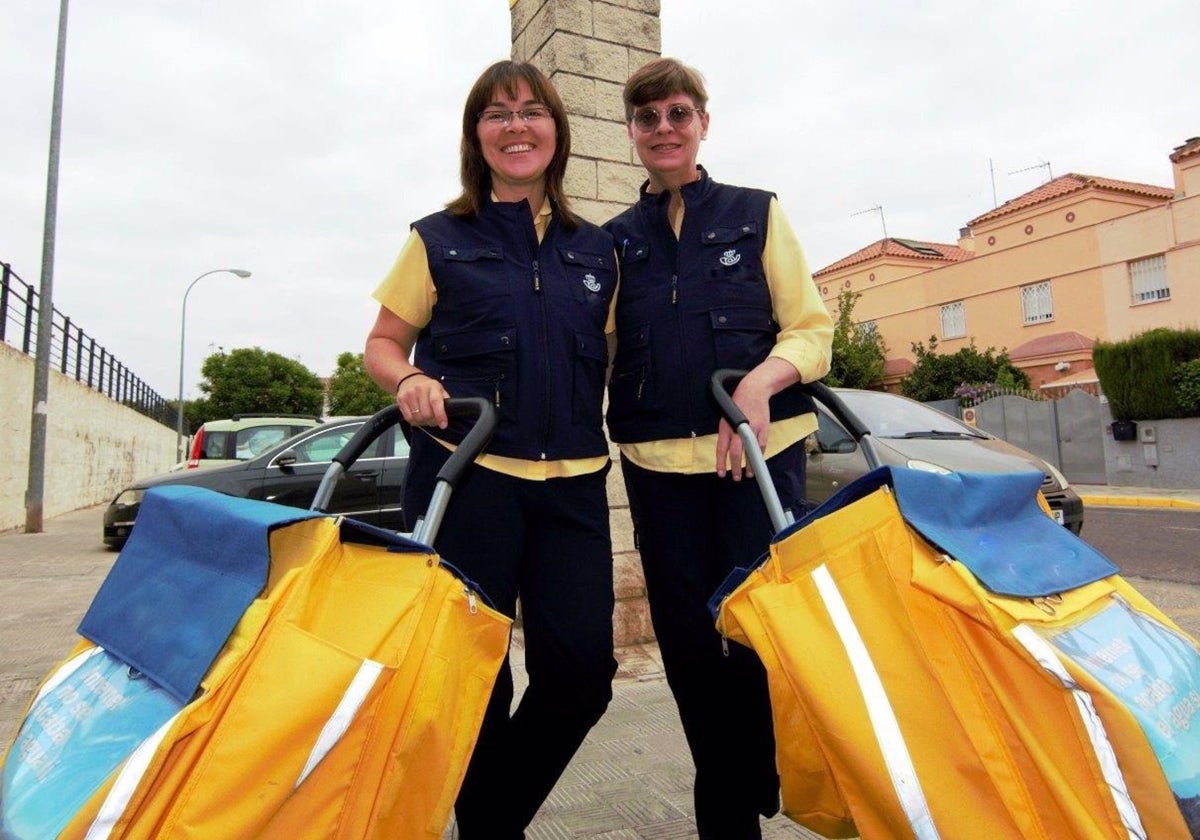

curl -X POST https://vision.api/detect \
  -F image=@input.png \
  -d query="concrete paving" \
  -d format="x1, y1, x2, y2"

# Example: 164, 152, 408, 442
1, 489, 1198, 838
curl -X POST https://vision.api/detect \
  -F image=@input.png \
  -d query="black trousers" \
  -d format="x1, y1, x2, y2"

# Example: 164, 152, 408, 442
620, 442, 806, 840
404, 434, 617, 839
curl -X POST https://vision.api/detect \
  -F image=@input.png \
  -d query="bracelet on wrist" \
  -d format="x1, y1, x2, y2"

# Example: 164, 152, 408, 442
395, 370, 426, 393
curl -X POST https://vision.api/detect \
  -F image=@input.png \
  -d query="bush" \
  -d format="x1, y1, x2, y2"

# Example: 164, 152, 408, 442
900, 338, 1029, 402
1093, 328, 1200, 420
826, 290, 887, 389
1176, 359, 1200, 416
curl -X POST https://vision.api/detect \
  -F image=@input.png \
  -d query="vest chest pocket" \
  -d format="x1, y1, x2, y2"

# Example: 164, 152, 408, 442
558, 247, 616, 315
699, 222, 764, 288
436, 245, 507, 302
614, 241, 663, 306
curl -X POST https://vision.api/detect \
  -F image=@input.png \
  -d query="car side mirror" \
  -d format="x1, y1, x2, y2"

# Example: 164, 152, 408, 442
831, 439, 857, 454
275, 450, 299, 469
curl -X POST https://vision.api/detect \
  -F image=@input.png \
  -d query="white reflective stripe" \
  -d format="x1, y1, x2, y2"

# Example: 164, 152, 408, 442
812, 564, 940, 840
32, 646, 106, 705
1012, 625, 1146, 840
295, 659, 384, 789
83, 712, 183, 840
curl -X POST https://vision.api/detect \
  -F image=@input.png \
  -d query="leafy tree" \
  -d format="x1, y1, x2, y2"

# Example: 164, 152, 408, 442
826, 290, 887, 389
192, 347, 324, 422
327, 352, 394, 416
900, 337, 1029, 402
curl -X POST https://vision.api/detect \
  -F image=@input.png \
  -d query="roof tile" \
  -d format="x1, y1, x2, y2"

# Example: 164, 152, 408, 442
814, 238, 973, 277
967, 173, 1173, 227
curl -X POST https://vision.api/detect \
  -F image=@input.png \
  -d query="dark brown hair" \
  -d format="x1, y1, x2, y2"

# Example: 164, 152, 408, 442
446, 60, 578, 228
623, 57, 709, 121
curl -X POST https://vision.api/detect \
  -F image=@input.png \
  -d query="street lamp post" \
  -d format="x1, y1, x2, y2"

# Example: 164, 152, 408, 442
176, 268, 252, 461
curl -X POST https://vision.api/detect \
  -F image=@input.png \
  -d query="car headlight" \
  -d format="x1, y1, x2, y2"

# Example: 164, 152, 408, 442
906, 459, 952, 475
112, 489, 145, 507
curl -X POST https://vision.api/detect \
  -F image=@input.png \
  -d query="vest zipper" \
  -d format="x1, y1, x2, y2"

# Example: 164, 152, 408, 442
532, 259, 541, 293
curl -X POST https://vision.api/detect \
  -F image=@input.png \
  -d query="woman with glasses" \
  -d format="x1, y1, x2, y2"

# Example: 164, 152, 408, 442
364, 60, 617, 838
605, 57, 833, 839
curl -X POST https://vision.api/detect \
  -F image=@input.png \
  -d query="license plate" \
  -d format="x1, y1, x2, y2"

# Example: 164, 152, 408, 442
1052, 509, 1064, 525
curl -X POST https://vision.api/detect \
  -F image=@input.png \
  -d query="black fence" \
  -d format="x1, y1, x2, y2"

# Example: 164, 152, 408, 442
2, 261, 177, 428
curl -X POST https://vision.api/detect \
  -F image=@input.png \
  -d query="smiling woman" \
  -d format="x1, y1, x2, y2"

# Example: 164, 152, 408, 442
602, 56, 835, 839
361, 59, 619, 838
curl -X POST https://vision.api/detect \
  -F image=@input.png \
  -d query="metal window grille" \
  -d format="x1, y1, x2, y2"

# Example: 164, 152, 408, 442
940, 301, 965, 339
1129, 254, 1169, 304
1021, 281, 1054, 324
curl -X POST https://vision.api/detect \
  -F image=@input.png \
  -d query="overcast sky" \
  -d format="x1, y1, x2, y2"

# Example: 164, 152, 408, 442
3, 1, 1197, 400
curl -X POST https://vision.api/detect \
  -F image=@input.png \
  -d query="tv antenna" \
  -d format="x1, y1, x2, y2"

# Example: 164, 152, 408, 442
851, 204, 888, 240
1008, 160, 1054, 182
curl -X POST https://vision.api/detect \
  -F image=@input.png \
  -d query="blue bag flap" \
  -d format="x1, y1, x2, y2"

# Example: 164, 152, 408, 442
888, 468, 1118, 597
78, 485, 321, 703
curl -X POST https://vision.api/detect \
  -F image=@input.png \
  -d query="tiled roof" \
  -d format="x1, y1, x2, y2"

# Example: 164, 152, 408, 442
967, 173, 1173, 227
1009, 331, 1095, 361
814, 238, 973, 277
883, 357, 915, 377
1171, 137, 1200, 163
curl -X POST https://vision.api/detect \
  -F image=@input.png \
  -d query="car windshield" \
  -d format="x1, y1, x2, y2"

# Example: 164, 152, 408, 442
834, 391, 987, 439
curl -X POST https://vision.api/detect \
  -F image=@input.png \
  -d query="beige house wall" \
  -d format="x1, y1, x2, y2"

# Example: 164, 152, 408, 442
1099, 193, 1200, 338
818, 143, 1200, 391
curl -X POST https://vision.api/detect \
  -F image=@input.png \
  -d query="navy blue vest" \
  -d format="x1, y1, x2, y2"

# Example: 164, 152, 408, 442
604, 168, 813, 443
411, 199, 615, 460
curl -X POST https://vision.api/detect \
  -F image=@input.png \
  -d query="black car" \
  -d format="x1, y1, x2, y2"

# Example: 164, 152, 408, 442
104, 417, 409, 549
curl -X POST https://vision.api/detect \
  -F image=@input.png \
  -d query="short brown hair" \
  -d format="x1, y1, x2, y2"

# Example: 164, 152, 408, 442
623, 57, 709, 122
447, 60, 579, 228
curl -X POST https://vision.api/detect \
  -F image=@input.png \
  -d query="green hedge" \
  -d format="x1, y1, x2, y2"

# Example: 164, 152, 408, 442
1093, 328, 1200, 420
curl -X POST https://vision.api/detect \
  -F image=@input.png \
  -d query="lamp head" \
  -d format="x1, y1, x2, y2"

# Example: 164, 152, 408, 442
231, 269, 252, 278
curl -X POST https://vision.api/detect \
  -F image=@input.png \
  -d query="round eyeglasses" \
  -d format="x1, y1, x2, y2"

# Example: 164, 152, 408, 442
477, 106, 552, 127
631, 104, 704, 132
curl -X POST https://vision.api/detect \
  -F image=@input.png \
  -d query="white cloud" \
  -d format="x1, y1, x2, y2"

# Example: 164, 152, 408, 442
3, 1, 1196, 400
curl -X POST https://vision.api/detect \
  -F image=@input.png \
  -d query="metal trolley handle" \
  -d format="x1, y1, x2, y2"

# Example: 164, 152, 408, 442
312, 397, 496, 546
710, 369, 871, 533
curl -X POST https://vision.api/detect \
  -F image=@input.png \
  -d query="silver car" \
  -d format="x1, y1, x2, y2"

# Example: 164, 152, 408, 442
807, 388, 1084, 533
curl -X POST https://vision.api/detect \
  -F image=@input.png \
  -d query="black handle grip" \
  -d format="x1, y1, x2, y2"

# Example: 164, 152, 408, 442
709, 369, 870, 441
332, 398, 496, 472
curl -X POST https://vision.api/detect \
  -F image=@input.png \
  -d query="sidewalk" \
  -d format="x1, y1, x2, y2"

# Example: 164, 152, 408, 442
2, 489, 1197, 838
1075, 483, 1200, 509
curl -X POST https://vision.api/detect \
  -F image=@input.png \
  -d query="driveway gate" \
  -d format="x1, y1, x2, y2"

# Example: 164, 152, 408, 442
972, 389, 1106, 485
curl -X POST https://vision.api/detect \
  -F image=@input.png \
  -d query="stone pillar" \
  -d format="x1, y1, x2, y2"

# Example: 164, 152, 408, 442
510, 0, 660, 649
510, 0, 658, 225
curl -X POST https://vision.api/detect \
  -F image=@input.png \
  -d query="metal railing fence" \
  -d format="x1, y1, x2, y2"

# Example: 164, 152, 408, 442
2, 261, 177, 428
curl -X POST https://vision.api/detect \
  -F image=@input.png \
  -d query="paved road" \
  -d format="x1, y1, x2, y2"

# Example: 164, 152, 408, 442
1083, 507, 1200, 585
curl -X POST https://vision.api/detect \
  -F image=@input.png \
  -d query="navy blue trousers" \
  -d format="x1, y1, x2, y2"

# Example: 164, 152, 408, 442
620, 441, 806, 840
404, 433, 616, 839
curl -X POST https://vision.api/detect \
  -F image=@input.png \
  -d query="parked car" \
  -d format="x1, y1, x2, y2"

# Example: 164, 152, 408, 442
807, 388, 1084, 533
177, 413, 323, 471
104, 417, 407, 549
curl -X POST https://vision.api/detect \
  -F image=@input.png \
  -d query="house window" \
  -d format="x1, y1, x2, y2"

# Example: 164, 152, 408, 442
1021, 281, 1054, 324
940, 301, 965, 339
1129, 254, 1169, 304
